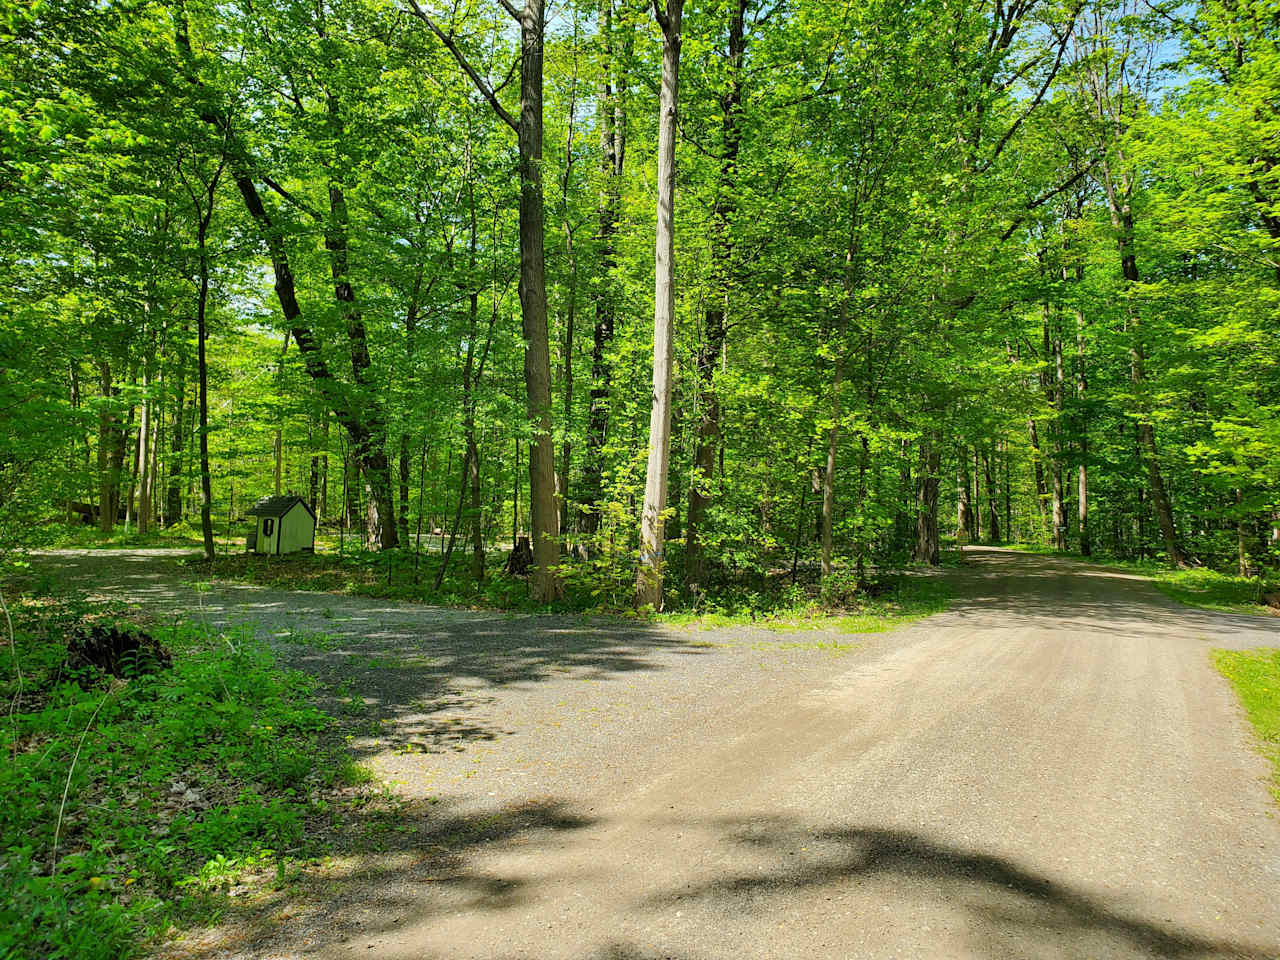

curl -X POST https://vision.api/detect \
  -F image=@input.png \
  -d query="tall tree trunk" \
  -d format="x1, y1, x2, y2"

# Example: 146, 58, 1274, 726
181, 2, 402, 551
821, 352, 844, 579
1236, 489, 1249, 577
686, 0, 746, 585
635, 0, 684, 610
398, 434, 412, 546
320, 417, 329, 521
166, 340, 186, 526
344, 450, 359, 531
273, 429, 282, 496
580, 0, 628, 543
1027, 418, 1048, 530
972, 446, 983, 542
983, 447, 1001, 544
556, 42, 581, 542
405, 0, 558, 590
557, 242, 576, 543
97, 361, 118, 532
512, 0, 561, 600
957, 453, 973, 540
1076, 305, 1090, 556
464, 165, 488, 581
1130, 332, 1184, 565
310, 446, 320, 516
1002, 440, 1012, 541
914, 439, 941, 565
1051, 325, 1066, 551
1098, 151, 1185, 566
196, 234, 215, 561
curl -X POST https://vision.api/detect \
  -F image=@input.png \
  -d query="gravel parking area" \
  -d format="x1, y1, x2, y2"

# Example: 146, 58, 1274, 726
26, 547, 1280, 960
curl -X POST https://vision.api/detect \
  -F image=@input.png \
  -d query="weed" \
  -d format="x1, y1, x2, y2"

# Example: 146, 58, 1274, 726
0, 588, 364, 959
1214, 648, 1280, 804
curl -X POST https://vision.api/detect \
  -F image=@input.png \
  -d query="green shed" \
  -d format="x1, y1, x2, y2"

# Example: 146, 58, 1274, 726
245, 495, 316, 555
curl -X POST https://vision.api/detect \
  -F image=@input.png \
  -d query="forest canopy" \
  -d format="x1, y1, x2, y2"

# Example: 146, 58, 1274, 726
3, 0, 1278, 609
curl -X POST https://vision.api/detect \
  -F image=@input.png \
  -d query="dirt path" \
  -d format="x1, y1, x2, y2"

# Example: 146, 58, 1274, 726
28, 548, 1280, 959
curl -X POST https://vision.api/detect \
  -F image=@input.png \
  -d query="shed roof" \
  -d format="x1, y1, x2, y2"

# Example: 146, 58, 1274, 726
245, 495, 315, 520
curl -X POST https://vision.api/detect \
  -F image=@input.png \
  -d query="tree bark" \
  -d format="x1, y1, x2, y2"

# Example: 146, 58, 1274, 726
509, 0, 563, 601
685, 0, 745, 586
166, 339, 186, 526
957, 453, 973, 541
1027, 418, 1048, 531
195, 225, 216, 561
914, 439, 941, 565
983, 447, 1001, 544
1051, 323, 1066, 551
635, 0, 684, 610
580, 0, 629, 543
1076, 305, 1090, 555
1097, 150, 1186, 565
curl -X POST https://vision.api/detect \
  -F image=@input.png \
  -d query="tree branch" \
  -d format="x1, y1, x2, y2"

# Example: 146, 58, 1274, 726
404, 0, 520, 132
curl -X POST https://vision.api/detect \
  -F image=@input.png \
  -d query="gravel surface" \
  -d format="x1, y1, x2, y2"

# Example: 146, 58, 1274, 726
27, 547, 1280, 959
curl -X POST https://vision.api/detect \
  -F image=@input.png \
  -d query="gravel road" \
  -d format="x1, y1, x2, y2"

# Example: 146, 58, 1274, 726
27, 547, 1280, 959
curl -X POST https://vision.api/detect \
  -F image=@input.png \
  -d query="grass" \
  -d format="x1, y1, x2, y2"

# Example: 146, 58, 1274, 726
658, 575, 952, 634
1148, 568, 1276, 616
1213, 648, 1280, 803
0, 578, 373, 959
38, 522, 214, 550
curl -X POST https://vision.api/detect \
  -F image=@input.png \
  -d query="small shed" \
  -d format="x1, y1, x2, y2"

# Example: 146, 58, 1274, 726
245, 495, 316, 555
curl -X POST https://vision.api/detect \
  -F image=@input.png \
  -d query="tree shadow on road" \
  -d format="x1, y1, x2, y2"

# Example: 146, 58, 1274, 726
642, 818, 1273, 959
161, 808, 1275, 960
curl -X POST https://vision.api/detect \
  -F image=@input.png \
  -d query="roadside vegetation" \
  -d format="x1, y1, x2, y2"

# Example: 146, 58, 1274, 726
0, 566, 373, 959
1213, 649, 1280, 803
191, 546, 951, 633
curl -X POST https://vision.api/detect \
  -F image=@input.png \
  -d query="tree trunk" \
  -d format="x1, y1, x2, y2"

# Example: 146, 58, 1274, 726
196, 246, 215, 561
914, 439, 941, 565
97, 362, 118, 532
1076, 307, 1090, 555
344, 449, 359, 531
1027, 418, 1048, 531
635, 0, 683, 610
983, 447, 1001, 544
821, 353, 843, 579
510, 0, 562, 601
685, 0, 745, 586
398, 433, 412, 546
1237, 489, 1249, 577
580, 0, 628, 543
957, 454, 973, 541
1051, 325, 1066, 551
972, 446, 983, 542
166, 342, 185, 526
320, 418, 329, 521
558, 241, 576, 541
1097, 151, 1185, 566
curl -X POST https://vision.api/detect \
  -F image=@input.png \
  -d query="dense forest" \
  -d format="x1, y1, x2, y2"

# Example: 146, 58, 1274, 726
3, 0, 1278, 609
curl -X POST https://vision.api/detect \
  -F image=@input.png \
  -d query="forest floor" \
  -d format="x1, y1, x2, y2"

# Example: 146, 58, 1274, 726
21, 546, 1280, 959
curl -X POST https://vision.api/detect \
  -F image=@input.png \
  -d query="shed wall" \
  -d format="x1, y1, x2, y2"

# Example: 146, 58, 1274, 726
279, 502, 314, 553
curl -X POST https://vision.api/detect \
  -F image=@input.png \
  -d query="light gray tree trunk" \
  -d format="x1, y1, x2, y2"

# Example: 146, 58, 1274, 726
635, 0, 684, 610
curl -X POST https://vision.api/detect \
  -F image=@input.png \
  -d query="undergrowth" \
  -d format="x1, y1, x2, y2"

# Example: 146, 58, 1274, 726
0, 580, 367, 959
1213, 648, 1280, 803
194, 548, 950, 630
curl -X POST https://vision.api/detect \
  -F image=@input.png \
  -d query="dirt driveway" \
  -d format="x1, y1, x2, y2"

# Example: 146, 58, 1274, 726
28, 547, 1280, 959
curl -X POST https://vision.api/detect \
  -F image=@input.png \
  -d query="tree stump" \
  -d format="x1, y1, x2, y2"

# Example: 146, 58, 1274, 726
67, 624, 171, 683
505, 536, 534, 577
